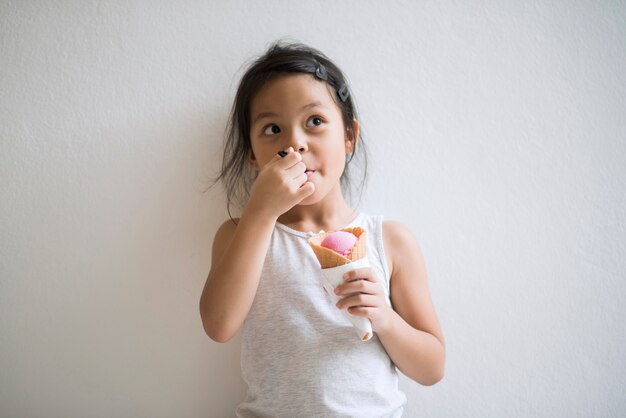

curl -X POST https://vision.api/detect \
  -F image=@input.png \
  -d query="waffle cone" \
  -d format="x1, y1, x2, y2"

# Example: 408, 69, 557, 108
308, 227, 367, 268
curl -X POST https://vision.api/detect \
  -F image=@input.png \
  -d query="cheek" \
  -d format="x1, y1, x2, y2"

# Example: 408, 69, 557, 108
249, 141, 273, 166
328, 143, 348, 174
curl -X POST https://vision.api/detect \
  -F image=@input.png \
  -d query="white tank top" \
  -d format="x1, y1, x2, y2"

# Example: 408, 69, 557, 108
236, 213, 407, 417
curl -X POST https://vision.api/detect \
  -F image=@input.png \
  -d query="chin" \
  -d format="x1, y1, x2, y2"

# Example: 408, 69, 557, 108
297, 195, 317, 206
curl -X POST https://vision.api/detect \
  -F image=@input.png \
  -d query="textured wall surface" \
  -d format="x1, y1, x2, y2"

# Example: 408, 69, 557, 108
1, 1, 625, 417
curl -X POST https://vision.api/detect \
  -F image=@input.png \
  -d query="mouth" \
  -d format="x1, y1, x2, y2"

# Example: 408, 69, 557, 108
305, 169, 315, 180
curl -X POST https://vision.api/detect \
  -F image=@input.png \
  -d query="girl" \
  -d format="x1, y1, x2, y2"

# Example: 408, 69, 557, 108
200, 41, 445, 417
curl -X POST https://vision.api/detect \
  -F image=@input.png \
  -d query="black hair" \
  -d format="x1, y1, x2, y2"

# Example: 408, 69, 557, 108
207, 40, 368, 221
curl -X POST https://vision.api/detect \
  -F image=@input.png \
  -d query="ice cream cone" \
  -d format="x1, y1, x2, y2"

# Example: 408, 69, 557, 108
308, 227, 373, 341
308, 227, 367, 268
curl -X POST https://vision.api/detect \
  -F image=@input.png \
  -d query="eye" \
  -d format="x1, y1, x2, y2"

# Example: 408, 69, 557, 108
306, 116, 324, 127
263, 124, 281, 135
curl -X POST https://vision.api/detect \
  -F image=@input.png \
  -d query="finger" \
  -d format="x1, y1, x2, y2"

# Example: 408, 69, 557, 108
343, 268, 378, 283
295, 181, 315, 199
286, 161, 307, 179
277, 146, 295, 158
293, 171, 307, 184
276, 149, 302, 170
266, 147, 297, 170
335, 279, 379, 296
336, 294, 381, 310
346, 306, 376, 318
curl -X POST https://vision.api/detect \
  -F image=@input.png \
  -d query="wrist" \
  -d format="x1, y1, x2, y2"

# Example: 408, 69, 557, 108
376, 307, 402, 339
241, 204, 278, 227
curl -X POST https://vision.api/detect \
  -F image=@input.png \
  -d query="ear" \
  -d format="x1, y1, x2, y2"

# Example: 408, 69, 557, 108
345, 119, 360, 154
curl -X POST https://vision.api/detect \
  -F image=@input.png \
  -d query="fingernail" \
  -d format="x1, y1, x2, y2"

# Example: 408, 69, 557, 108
334, 287, 340, 295
278, 150, 288, 158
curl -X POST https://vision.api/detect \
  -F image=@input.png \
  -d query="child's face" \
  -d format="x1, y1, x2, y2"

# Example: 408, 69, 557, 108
248, 74, 356, 204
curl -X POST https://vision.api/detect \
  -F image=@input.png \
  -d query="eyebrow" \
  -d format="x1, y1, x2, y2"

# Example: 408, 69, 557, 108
252, 101, 327, 124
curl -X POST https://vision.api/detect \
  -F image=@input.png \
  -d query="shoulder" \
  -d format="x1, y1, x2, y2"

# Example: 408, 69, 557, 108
382, 219, 423, 277
382, 219, 418, 246
215, 217, 239, 236
381, 219, 430, 306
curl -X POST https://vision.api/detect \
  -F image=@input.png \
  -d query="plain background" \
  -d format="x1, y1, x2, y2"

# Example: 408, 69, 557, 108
2, 1, 625, 417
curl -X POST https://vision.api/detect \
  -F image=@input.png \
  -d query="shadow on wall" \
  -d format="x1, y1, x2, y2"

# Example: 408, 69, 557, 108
197, 106, 248, 414
109, 101, 247, 414
197, 332, 246, 415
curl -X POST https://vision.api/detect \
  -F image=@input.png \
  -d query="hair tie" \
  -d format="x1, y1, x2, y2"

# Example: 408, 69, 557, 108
314, 64, 328, 81
337, 84, 349, 102
313, 63, 349, 103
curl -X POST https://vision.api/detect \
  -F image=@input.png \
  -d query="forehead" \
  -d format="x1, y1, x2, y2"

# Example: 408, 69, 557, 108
250, 74, 338, 116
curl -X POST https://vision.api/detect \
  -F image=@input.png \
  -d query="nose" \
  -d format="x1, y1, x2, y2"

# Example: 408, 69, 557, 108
285, 128, 308, 153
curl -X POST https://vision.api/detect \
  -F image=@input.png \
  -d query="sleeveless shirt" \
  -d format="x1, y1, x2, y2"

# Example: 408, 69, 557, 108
236, 213, 407, 417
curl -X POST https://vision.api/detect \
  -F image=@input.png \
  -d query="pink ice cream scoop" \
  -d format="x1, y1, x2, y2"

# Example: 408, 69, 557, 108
320, 231, 357, 257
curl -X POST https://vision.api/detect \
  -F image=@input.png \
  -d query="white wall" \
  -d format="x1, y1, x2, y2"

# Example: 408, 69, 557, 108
1, 1, 625, 417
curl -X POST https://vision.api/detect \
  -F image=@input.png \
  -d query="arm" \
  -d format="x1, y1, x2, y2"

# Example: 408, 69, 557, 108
335, 220, 445, 385
199, 209, 276, 343
199, 148, 315, 343
378, 220, 446, 385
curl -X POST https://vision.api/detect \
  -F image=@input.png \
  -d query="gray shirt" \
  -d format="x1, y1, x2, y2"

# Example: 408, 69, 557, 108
236, 213, 406, 417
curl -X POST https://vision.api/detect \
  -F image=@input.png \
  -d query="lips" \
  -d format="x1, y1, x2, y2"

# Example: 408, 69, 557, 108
305, 169, 315, 180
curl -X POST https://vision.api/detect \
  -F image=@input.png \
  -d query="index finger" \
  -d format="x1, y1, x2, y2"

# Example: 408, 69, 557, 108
274, 148, 302, 169
343, 268, 378, 283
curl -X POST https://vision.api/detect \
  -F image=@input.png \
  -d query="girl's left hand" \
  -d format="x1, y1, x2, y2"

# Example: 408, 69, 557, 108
334, 267, 395, 333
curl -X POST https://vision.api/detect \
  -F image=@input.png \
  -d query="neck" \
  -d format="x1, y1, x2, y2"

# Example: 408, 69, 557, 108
277, 183, 358, 233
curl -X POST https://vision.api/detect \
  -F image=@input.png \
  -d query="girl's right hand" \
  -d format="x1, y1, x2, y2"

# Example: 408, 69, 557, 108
245, 147, 316, 220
